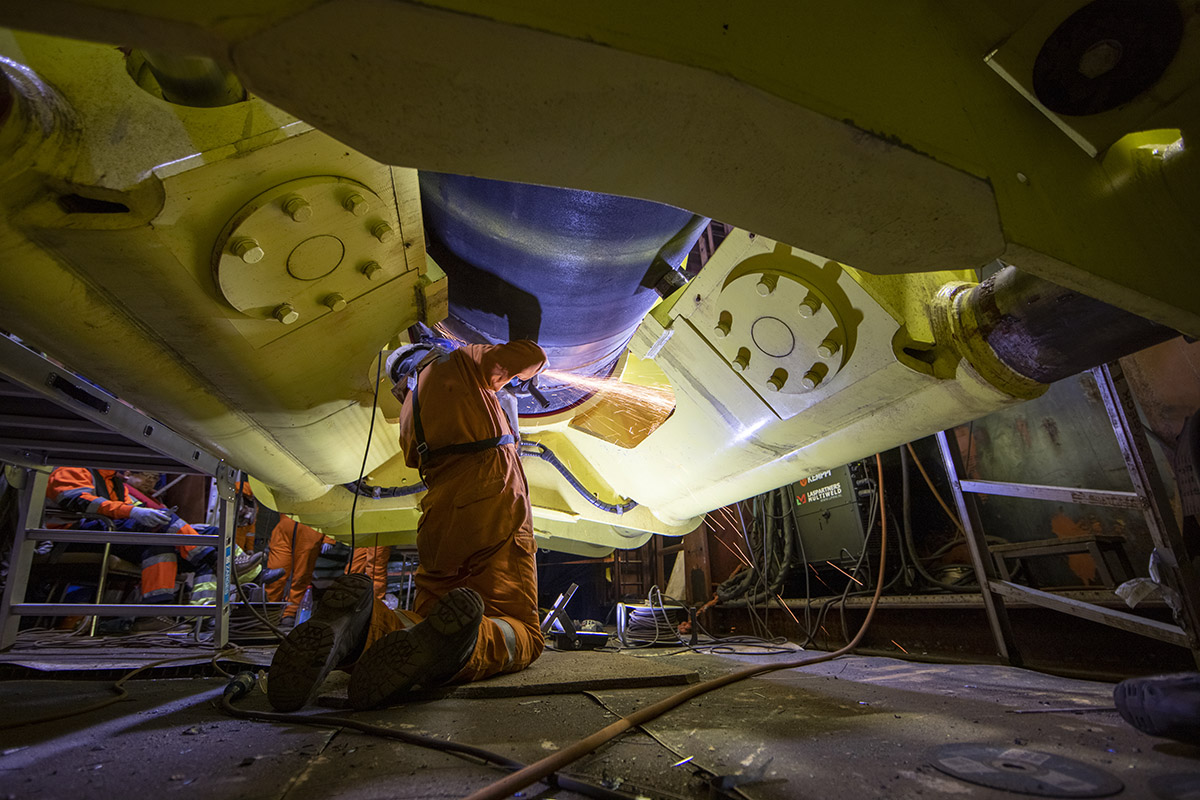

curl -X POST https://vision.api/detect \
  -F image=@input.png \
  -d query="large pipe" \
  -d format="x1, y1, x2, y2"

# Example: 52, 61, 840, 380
947, 266, 1179, 385
419, 173, 708, 414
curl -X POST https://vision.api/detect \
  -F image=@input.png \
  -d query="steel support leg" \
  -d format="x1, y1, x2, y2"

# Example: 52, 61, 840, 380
936, 430, 1023, 666
0, 468, 49, 650
1093, 363, 1200, 668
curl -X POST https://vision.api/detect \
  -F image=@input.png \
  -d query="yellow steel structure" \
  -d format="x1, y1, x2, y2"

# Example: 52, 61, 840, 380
0, 2, 1195, 550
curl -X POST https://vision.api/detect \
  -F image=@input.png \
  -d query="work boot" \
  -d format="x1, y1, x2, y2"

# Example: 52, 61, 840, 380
348, 587, 483, 710
267, 573, 374, 711
132, 615, 182, 633
257, 567, 286, 585
233, 550, 264, 578
1115, 672, 1200, 744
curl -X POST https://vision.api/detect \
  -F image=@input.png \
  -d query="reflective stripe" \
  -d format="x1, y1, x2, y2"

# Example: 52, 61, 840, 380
489, 617, 517, 667
85, 498, 105, 513
191, 579, 217, 605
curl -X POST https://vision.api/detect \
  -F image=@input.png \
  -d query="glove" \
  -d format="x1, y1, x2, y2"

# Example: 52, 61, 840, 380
508, 375, 551, 409
320, 541, 334, 555
129, 506, 171, 529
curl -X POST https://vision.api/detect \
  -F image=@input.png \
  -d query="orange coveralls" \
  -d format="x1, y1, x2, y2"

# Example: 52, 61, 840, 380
265, 514, 326, 619
45, 467, 206, 602
359, 340, 546, 683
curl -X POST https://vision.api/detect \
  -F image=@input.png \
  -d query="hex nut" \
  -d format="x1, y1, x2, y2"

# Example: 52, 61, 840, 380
343, 194, 369, 216
372, 222, 395, 243
273, 303, 300, 325
798, 293, 822, 318
283, 196, 312, 222
323, 293, 347, 312
231, 238, 264, 264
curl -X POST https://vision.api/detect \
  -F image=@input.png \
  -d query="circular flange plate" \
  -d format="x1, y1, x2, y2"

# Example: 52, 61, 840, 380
930, 744, 1123, 798
212, 176, 398, 325
710, 270, 849, 395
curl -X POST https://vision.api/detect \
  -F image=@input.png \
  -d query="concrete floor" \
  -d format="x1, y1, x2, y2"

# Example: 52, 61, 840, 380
0, 641, 1197, 800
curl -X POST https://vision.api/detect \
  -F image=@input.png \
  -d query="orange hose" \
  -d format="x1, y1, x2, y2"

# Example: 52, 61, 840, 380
461, 453, 889, 800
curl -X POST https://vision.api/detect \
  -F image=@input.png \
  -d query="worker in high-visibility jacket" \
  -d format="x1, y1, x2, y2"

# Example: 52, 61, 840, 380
46, 467, 278, 605
267, 335, 545, 712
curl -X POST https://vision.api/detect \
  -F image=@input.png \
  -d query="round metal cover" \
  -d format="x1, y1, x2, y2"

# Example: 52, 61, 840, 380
930, 744, 1123, 797
1150, 773, 1200, 800
1031, 0, 1183, 116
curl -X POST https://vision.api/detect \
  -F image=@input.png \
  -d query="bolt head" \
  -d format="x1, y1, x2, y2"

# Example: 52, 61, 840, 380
756, 279, 773, 297
232, 238, 264, 264
324, 293, 347, 312
284, 197, 312, 222
801, 369, 822, 390
798, 297, 820, 319
817, 339, 840, 359
344, 194, 369, 216
362, 261, 383, 281
1078, 39, 1123, 79
273, 304, 299, 325
372, 222, 395, 243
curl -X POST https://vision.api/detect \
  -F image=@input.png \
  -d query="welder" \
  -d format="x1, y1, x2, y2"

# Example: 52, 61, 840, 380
266, 332, 546, 711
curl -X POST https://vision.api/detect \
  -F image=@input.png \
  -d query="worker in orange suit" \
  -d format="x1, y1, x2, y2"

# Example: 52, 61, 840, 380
46, 467, 274, 607
265, 513, 327, 626
268, 333, 545, 711
347, 540, 391, 600
234, 481, 258, 553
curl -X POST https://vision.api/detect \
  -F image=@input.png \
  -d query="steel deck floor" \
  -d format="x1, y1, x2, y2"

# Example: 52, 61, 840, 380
1, 645, 1196, 799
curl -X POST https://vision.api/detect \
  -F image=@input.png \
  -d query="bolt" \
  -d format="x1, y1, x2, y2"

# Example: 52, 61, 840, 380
713, 312, 732, 339
361, 261, 383, 281
272, 303, 299, 325
801, 367, 823, 390
798, 292, 822, 318
323, 293, 347, 312
1078, 39, 1123, 79
767, 369, 788, 392
732, 349, 751, 372
756, 275, 777, 296
371, 222, 395, 243
283, 196, 312, 222
343, 194, 369, 216
231, 237, 264, 264
817, 338, 840, 359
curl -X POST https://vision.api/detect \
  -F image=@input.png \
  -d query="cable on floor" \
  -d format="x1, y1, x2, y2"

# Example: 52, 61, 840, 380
462, 452, 891, 800
218, 674, 645, 800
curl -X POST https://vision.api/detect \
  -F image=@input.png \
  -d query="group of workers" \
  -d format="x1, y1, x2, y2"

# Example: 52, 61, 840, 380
41, 330, 547, 712
44, 468, 391, 629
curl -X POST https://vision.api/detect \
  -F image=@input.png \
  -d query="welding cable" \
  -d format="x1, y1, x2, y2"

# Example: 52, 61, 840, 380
343, 477, 426, 498
905, 441, 965, 535
900, 445, 975, 593
0, 651, 237, 730
349, 351, 385, 552
462, 452, 890, 800
217, 677, 643, 800
519, 440, 637, 514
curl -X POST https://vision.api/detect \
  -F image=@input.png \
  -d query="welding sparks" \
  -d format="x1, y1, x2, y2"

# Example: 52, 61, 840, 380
775, 594, 801, 625
541, 369, 675, 416
825, 561, 863, 586
712, 534, 752, 566
891, 640, 909, 654
808, 563, 832, 591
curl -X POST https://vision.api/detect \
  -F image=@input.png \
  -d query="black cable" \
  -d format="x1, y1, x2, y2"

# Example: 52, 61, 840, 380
350, 352, 385, 554
220, 672, 643, 800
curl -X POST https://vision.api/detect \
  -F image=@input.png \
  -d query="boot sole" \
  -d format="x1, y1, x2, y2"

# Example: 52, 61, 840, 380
267, 575, 374, 712
348, 588, 483, 710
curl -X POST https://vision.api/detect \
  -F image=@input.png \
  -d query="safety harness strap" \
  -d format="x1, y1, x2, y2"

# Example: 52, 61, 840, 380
412, 362, 515, 467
